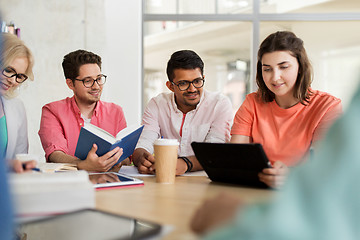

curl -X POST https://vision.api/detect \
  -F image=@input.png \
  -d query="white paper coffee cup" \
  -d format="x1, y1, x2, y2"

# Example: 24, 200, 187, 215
154, 139, 179, 184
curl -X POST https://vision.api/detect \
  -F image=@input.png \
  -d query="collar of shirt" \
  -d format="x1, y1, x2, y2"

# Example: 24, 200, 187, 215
69, 96, 100, 119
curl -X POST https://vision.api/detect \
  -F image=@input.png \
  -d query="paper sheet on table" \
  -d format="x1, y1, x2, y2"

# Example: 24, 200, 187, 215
118, 166, 208, 177
37, 163, 78, 172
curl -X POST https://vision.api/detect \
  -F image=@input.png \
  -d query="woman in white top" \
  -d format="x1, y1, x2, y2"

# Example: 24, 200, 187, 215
0, 33, 36, 172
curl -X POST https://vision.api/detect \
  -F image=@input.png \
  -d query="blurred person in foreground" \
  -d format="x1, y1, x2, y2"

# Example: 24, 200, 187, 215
191, 81, 360, 239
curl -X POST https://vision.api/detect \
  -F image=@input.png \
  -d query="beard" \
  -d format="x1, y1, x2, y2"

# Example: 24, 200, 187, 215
183, 90, 201, 106
74, 91, 101, 106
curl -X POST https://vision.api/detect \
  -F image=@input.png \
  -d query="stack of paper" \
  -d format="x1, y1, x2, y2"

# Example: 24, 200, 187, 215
9, 171, 95, 217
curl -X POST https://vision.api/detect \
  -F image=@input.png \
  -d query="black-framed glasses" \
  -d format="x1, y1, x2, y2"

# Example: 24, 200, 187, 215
171, 78, 205, 91
74, 74, 107, 88
2, 66, 28, 83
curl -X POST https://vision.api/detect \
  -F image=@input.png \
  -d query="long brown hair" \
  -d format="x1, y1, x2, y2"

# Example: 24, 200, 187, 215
256, 31, 313, 104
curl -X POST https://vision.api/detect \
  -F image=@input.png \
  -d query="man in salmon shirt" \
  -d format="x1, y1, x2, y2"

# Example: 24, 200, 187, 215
39, 50, 126, 172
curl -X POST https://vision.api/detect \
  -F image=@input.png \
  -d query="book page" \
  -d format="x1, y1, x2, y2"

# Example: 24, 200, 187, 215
118, 166, 153, 177
37, 163, 78, 173
115, 124, 143, 141
118, 166, 208, 177
9, 171, 95, 216
9, 171, 90, 186
84, 123, 116, 144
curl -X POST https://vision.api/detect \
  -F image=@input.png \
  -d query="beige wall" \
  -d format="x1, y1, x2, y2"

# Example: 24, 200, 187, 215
0, 0, 143, 160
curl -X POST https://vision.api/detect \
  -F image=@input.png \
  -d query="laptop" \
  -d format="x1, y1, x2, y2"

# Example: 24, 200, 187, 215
191, 142, 271, 188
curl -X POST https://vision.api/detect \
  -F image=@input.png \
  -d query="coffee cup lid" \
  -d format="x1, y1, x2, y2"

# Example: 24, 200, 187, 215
154, 139, 179, 146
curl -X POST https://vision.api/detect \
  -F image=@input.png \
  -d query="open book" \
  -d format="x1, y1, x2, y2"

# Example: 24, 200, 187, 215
37, 163, 78, 172
9, 171, 95, 217
74, 124, 144, 165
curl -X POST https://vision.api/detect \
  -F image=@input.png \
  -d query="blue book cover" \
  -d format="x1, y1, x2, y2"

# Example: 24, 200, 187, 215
75, 124, 144, 165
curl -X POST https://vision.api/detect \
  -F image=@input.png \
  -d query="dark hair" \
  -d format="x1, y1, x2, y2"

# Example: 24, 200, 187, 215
166, 50, 204, 82
62, 49, 102, 80
256, 31, 313, 104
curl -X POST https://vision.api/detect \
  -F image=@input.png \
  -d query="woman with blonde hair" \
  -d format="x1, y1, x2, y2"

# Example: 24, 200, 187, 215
0, 33, 36, 171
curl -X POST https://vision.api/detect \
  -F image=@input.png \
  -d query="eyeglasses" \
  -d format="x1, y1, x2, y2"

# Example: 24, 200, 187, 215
171, 78, 205, 91
74, 74, 107, 88
2, 66, 28, 83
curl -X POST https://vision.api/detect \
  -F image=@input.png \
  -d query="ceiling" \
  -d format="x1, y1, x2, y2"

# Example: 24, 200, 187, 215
144, 0, 360, 72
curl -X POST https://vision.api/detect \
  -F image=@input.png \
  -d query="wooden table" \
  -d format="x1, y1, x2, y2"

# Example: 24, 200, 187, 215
96, 175, 273, 239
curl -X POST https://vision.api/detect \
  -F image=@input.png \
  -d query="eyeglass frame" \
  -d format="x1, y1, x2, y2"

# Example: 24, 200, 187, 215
1, 66, 28, 83
74, 74, 107, 88
171, 78, 205, 91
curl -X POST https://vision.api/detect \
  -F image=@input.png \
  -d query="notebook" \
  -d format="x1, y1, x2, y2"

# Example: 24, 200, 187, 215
191, 142, 271, 188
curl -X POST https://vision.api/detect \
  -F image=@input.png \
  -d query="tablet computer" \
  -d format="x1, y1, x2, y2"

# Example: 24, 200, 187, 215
17, 208, 161, 240
89, 172, 144, 189
191, 142, 271, 188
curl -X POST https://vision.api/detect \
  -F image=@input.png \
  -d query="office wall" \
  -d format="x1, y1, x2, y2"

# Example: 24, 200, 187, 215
103, 0, 143, 125
0, 0, 143, 160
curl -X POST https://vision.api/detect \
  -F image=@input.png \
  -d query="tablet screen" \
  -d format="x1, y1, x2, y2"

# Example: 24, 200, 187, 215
89, 172, 143, 189
17, 209, 161, 240
191, 142, 270, 188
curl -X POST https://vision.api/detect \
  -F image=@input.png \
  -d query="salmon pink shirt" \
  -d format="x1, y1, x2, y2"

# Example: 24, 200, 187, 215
231, 89, 342, 166
39, 96, 127, 160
